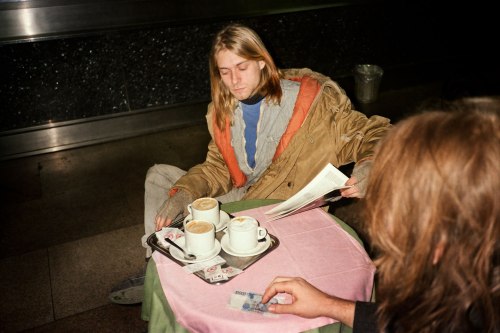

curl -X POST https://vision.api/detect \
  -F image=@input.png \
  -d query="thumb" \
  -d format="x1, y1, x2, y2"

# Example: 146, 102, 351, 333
268, 303, 293, 314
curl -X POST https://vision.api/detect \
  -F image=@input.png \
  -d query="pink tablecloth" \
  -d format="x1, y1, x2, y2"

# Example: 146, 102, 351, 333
152, 205, 375, 333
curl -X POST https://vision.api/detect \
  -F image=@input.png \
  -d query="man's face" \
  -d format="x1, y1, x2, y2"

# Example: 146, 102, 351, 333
215, 49, 266, 101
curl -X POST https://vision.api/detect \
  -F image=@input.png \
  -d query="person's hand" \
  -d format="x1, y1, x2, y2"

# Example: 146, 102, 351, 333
262, 277, 332, 318
340, 160, 372, 198
155, 190, 194, 231
262, 276, 356, 326
340, 176, 360, 198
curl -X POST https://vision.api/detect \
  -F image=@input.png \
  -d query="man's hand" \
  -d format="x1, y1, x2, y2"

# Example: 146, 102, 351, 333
341, 160, 372, 198
261, 276, 355, 326
155, 190, 194, 231
262, 276, 329, 318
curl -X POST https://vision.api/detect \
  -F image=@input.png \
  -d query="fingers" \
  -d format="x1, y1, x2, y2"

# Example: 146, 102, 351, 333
340, 177, 360, 198
267, 303, 293, 314
262, 276, 295, 303
271, 276, 294, 284
344, 177, 357, 186
155, 215, 172, 231
341, 186, 360, 198
262, 283, 279, 303
155, 216, 164, 231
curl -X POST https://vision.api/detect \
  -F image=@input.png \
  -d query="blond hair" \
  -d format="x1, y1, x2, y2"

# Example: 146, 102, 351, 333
209, 24, 282, 130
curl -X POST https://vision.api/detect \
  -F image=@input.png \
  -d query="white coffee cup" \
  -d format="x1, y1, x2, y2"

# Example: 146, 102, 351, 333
187, 197, 220, 226
226, 216, 267, 252
184, 219, 215, 255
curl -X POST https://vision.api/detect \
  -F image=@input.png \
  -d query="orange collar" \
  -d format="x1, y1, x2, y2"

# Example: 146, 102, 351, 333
213, 76, 321, 187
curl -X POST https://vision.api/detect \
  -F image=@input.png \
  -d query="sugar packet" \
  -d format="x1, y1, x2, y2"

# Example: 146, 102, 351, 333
182, 256, 226, 274
203, 265, 243, 282
204, 265, 226, 283
155, 227, 184, 249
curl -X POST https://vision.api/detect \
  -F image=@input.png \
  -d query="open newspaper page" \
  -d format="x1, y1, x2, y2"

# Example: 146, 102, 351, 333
264, 163, 350, 221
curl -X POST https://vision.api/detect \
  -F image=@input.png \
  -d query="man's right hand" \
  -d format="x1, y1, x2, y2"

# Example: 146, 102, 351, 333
155, 190, 194, 231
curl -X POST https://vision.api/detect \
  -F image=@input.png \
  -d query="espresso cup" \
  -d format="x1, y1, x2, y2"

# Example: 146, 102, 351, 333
226, 216, 267, 252
187, 197, 220, 226
184, 220, 215, 255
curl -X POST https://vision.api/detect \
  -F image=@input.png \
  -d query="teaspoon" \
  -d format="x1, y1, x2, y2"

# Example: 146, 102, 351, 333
166, 238, 197, 261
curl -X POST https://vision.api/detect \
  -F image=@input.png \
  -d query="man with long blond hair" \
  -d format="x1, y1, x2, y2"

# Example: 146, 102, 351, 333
151, 23, 390, 233
262, 97, 500, 333
111, 23, 391, 304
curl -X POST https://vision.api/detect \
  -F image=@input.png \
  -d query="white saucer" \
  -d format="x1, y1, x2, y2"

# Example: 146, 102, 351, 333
184, 210, 230, 232
169, 237, 221, 264
220, 234, 271, 257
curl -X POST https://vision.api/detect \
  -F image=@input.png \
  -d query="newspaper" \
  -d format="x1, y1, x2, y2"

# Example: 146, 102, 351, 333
264, 163, 350, 221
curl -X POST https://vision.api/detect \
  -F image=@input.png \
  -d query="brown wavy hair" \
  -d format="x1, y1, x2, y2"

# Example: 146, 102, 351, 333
208, 23, 282, 130
365, 97, 500, 332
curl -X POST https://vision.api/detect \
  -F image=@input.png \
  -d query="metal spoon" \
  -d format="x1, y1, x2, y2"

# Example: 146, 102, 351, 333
166, 238, 197, 261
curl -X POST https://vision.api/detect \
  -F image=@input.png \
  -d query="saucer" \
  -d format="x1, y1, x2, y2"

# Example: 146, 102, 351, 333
220, 234, 271, 257
184, 210, 230, 232
169, 237, 221, 264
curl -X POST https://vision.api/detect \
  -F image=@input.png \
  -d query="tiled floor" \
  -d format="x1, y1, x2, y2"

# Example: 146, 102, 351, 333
0, 74, 476, 332
0, 125, 211, 332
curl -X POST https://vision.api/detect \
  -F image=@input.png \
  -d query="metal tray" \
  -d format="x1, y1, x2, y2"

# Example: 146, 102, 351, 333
147, 226, 279, 285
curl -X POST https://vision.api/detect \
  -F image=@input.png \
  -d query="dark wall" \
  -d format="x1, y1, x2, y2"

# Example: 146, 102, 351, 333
0, 1, 497, 132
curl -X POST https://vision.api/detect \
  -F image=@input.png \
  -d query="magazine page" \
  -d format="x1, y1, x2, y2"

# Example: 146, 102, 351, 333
264, 163, 350, 221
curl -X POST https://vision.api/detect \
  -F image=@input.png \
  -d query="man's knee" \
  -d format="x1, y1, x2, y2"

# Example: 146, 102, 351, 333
146, 164, 163, 181
145, 164, 184, 187
146, 164, 172, 188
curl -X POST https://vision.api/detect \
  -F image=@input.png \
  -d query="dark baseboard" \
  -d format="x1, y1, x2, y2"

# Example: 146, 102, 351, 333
0, 101, 208, 161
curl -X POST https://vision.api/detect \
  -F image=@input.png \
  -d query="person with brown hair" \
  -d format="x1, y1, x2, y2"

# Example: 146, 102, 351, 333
110, 23, 391, 304
262, 97, 500, 333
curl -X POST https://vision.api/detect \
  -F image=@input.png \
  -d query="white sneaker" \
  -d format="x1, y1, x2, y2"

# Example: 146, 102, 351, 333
109, 275, 145, 305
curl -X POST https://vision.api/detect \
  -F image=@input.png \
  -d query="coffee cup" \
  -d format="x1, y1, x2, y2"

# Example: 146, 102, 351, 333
184, 219, 215, 255
187, 197, 220, 226
225, 216, 267, 253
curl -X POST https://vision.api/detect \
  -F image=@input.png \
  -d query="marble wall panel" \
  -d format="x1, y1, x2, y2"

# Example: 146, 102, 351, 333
1, 3, 486, 132
0, 36, 129, 130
